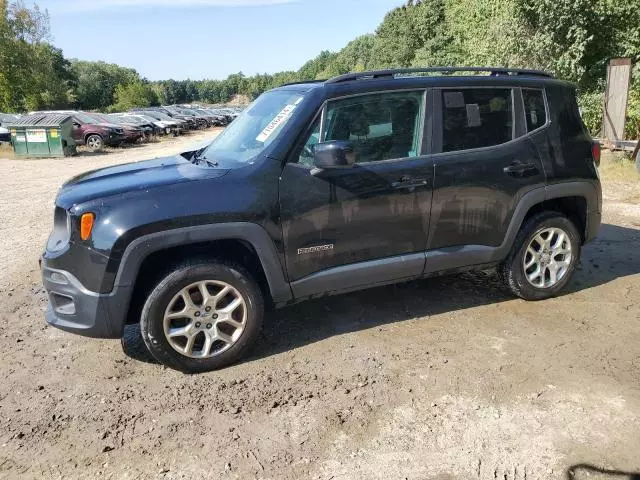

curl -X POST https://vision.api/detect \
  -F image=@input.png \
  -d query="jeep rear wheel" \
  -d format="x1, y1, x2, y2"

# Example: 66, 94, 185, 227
140, 262, 263, 373
499, 212, 581, 300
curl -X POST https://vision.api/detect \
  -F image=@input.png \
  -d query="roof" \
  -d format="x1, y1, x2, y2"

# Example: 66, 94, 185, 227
7, 113, 73, 127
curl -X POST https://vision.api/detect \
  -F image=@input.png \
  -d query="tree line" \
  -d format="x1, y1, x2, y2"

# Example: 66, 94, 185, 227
1, 0, 639, 137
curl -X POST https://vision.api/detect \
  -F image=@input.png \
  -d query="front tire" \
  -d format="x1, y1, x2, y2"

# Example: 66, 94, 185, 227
85, 134, 104, 152
499, 212, 581, 300
140, 262, 264, 373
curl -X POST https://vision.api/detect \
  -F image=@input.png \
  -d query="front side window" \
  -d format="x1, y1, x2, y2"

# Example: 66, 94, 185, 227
441, 88, 513, 152
321, 91, 424, 163
522, 89, 547, 132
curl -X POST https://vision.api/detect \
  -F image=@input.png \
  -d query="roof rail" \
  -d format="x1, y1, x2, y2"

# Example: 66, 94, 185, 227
281, 79, 327, 87
326, 67, 554, 84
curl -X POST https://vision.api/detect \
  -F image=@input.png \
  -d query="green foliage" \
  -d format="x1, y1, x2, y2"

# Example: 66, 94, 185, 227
109, 81, 158, 112
625, 66, 640, 140
1, 0, 639, 142
0, 0, 75, 111
71, 60, 140, 110
578, 90, 604, 137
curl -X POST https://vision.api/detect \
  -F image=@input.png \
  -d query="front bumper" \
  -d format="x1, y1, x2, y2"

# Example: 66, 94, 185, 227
105, 134, 126, 146
42, 259, 132, 339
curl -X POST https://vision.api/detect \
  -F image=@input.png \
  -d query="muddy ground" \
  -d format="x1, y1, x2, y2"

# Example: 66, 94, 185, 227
0, 135, 639, 480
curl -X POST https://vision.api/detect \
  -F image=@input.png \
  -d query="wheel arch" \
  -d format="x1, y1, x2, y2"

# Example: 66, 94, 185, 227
113, 223, 293, 325
492, 181, 600, 262
84, 132, 103, 144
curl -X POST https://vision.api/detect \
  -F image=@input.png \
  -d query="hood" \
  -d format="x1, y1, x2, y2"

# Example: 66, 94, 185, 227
56, 154, 229, 209
97, 122, 123, 129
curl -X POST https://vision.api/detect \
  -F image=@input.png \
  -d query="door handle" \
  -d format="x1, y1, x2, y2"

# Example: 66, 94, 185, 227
392, 176, 428, 189
503, 162, 539, 176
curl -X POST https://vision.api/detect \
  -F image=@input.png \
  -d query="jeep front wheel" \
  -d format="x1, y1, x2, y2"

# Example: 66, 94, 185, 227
499, 212, 581, 300
140, 262, 264, 373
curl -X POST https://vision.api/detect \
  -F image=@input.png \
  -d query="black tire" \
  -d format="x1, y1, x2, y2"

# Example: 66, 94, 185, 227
85, 134, 104, 152
140, 261, 264, 373
499, 212, 581, 300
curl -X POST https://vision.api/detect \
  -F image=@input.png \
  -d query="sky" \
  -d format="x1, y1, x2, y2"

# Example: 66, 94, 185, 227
34, 0, 405, 81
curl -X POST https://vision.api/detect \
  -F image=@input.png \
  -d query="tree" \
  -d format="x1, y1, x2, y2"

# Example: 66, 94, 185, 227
369, 5, 419, 69
71, 60, 139, 110
109, 81, 158, 112
0, 0, 75, 111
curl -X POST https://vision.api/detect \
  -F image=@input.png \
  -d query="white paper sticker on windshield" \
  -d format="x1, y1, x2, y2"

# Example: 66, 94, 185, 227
256, 104, 297, 143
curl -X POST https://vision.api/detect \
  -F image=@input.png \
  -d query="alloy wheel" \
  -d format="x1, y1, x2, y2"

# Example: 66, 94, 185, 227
523, 227, 573, 288
162, 280, 247, 358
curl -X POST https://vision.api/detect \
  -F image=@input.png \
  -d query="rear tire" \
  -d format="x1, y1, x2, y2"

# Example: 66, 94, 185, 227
140, 261, 264, 373
499, 212, 581, 300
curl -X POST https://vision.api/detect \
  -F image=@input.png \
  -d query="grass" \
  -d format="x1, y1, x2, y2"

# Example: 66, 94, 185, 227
599, 150, 640, 183
0, 142, 15, 160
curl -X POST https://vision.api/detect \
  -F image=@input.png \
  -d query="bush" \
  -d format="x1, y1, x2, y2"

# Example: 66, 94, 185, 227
578, 91, 603, 137
625, 70, 640, 140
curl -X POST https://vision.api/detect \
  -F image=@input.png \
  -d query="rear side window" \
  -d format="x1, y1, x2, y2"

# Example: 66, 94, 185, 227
522, 89, 547, 132
441, 88, 513, 152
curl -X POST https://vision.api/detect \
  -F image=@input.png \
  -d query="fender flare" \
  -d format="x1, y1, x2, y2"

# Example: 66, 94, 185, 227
113, 222, 293, 303
490, 181, 600, 262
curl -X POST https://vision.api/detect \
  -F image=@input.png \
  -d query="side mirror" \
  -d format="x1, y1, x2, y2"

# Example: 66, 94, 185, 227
313, 141, 355, 169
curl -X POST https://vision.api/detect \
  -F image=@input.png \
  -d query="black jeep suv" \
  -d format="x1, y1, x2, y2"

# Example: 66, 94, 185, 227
41, 67, 602, 373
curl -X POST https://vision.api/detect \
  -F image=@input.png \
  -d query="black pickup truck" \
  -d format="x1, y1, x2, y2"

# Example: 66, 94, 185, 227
41, 67, 602, 372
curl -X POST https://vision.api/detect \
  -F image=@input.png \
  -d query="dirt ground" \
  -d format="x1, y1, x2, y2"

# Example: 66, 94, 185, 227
0, 137, 639, 480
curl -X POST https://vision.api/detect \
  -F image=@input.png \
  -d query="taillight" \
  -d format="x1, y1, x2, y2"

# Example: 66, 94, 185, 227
80, 213, 95, 241
592, 142, 601, 167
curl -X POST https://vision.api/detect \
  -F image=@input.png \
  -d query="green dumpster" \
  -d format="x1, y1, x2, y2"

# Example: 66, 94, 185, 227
8, 114, 77, 158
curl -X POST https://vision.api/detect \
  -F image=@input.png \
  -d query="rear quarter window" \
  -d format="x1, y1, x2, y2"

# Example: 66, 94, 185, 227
522, 89, 548, 132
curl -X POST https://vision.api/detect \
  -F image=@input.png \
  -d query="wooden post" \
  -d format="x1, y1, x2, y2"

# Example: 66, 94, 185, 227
602, 58, 632, 147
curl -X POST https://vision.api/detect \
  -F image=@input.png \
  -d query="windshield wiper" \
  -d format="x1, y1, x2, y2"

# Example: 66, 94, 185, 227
191, 150, 219, 167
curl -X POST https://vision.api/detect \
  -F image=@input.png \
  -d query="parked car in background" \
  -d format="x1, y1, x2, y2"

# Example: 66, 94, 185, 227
107, 114, 160, 138
83, 112, 144, 144
0, 113, 20, 143
122, 113, 183, 136
0, 126, 9, 143
162, 106, 206, 129
158, 108, 199, 130
69, 111, 126, 152
194, 108, 227, 126
131, 109, 191, 132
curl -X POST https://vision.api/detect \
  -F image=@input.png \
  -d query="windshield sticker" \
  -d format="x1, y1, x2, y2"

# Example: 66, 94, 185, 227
256, 104, 297, 143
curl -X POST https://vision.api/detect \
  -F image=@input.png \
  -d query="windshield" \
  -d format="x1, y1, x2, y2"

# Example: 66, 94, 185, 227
137, 115, 158, 123
200, 90, 305, 166
114, 116, 139, 125
74, 112, 100, 124
145, 111, 173, 121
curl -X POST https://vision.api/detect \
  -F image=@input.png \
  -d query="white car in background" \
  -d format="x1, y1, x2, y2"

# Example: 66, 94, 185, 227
0, 126, 10, 144
119, 113, 180, 135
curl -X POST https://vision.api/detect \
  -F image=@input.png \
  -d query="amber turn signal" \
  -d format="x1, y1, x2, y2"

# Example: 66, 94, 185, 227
80, 213, 95, 241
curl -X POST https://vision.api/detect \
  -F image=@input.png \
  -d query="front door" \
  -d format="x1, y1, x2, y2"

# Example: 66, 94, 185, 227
427, 86, 547, 259
279, 90, 434, 298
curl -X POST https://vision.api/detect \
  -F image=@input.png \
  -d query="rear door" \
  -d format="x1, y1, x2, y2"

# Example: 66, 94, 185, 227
279, 90, 434, 297
427, 86, 546, 260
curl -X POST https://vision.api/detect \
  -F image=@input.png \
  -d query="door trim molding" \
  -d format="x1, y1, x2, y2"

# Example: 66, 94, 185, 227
290, 252, 426, 299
